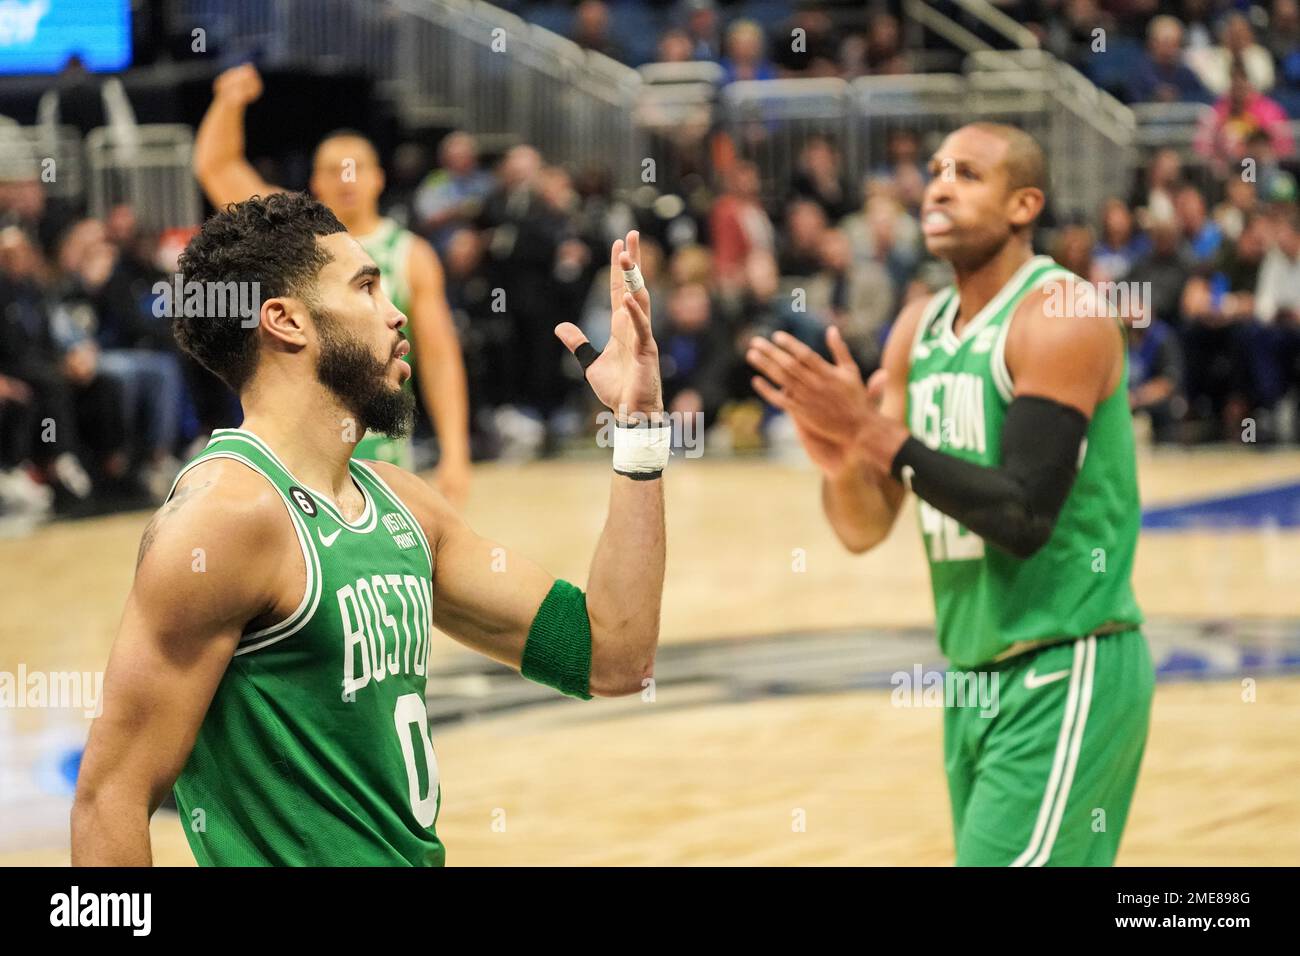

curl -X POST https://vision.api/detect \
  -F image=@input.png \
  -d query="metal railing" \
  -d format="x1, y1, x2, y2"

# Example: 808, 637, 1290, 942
178, 0, 646, 188
85, 125, 201, 231
0, 122, 82, 199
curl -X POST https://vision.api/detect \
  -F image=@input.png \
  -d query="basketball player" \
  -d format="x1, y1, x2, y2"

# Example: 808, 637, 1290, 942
747, 123, 1153, 866
70, 193, 667, 865
193, 63, 472, 505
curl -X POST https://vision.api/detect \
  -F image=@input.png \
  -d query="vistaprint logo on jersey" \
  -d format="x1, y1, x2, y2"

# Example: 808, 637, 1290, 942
1042, 276, 1152, 328
890, 665, 999, 718
49, 886, 151, 936
151, 273, 262, 328
0, 665, 102, 717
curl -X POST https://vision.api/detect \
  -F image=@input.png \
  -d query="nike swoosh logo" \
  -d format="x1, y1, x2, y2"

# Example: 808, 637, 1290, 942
317, 527, 342, 548
1024, 668, 1071, 690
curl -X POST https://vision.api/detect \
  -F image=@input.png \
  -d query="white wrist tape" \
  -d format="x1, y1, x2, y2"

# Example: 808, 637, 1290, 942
612, 421, 671, 477
622, 264, 644, 294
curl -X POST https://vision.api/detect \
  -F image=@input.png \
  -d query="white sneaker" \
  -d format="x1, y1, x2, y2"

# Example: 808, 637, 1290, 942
0, 468, 54, 514
52, 454, 92, 499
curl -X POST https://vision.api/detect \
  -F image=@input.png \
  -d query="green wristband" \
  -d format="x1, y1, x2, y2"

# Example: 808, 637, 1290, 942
520, 580, 593, 700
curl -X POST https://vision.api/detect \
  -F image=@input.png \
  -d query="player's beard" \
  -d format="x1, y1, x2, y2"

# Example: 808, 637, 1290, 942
313, 305, 415, 439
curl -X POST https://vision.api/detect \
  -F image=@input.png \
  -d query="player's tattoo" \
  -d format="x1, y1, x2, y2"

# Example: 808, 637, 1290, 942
135, 480, 212, 569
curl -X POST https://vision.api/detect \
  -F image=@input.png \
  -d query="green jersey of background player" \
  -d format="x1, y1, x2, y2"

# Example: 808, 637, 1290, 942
70, 194, 667, 866
748, 123, 1153, 866
192, 63, 472, 503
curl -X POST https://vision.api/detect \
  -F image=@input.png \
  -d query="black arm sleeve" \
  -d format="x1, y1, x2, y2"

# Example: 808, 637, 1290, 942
889, 395, 1089, 559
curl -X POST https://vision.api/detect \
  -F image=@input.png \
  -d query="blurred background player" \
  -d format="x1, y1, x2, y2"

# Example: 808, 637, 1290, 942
748, 123, 1153, 866
192, 64, 472, 505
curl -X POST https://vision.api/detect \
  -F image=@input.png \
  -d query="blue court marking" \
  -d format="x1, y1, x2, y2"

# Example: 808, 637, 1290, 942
1142, 480, 1300, 530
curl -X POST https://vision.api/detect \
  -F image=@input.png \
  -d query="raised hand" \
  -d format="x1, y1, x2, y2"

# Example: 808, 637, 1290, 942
555, 230, 663, 421
213, 64, 264, 107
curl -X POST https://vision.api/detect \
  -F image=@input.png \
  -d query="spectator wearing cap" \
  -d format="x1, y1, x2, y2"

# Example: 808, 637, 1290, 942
1127, 16, 1212, 104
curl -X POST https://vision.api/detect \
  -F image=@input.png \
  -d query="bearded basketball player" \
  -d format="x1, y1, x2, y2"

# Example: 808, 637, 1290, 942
70, 194, 666, 865
747, 123, 1153, 866
193, 64, 472, 505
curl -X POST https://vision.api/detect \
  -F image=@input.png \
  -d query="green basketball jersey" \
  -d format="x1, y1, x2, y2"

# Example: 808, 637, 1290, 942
353, 217, 417, 467
168, 428, 444, 866
355, 217, 414, 319
905, 254, 1144, 669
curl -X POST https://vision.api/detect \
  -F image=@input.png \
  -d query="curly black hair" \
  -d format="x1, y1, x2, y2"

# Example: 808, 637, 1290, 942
175, 192, 346, 391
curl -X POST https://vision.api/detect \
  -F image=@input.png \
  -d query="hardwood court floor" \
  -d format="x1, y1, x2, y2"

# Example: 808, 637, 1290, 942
2, 447, 1298, 865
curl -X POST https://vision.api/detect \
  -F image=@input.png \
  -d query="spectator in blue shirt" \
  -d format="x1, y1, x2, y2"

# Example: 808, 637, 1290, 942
720, 20, 776, 85
414, 132, 496, 255
1127, 15, 1213, 104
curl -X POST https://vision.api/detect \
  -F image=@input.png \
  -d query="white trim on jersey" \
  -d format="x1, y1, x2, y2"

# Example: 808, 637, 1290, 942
939, 254, 1055, 350
1010, 635, 1097, 867
165, 449, 323, 654
990, 266, 1074, 404
210, 428, 379, 533
350, 459, 435, 577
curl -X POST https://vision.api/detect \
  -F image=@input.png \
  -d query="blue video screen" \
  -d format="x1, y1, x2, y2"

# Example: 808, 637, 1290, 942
0, 0, 131, 75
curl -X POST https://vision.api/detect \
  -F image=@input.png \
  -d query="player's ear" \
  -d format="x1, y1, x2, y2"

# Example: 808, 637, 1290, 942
1009, 187, 1045, 230
261, 297, 310, 350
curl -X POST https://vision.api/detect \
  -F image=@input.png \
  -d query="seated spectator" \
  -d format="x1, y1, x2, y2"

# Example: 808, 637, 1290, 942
684, 0, 722, 63
863, 12, 910, 76
1187, 12, 1276, 96
1133, 147, 1183, 228
1053, 222, 1096, 279
720, 20, 776, 85
870, 130, 929, 214
655, 28, 695, 65
1129, 217, 1196, 325
52, 219, 183, 500
0, 227, 131, 510
787, 135, 857, 222
804, 228, 893, 372
709, 161, 775, 292
1174, 182, 1224, 264
1213, 176, 1260, 241
841, 184, 923, 303
414, 131, 495, 254
659, 281, 732, 427
1094, 197, 1151, 281
571, 0, 627, 64
1127, 297, 1186, 443
1269, 0, 1300, 87
1256, 203, 1300, 324
776, 199, 828, 278
1194, 62, 1295, 178
770, 10, 838, 78
1178, 272, 1254, 439
1045, 0, 1115, 74
1214, 212, 1273, 300
1126, 16, 1212, 104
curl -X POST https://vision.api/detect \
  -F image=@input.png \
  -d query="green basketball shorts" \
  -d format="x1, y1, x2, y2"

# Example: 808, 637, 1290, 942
943, 628, 1154, 866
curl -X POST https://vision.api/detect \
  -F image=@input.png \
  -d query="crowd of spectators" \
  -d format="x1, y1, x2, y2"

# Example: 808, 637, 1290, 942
4, 2, 1300, 528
